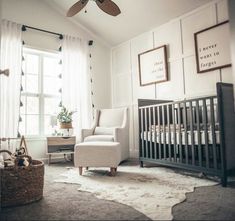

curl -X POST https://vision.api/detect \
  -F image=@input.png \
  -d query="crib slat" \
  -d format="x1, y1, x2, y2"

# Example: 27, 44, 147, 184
167, 105, 171, 161
203, 99, 209, 169
172, 104, 177, 162
157, 106, 162, 160
140, 109, 144, 158
183, 102, 189, 164
153, 107, 157, 159
195, 100, 202, 167
178, 103, 183, 163
189, 101, 195, 165
162, 106, 166, 160
210, 98, 217, 169
144, 108, 149, 158
149, 107, 153, 159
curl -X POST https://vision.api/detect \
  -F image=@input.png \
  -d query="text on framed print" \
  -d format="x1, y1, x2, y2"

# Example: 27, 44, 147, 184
194, 21, 231, 73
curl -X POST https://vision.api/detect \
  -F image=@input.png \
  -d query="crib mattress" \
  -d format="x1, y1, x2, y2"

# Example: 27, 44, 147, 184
141, 130, 220, 145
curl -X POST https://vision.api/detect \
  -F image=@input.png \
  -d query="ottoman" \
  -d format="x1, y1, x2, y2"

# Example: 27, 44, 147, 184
74, 142, 121, 176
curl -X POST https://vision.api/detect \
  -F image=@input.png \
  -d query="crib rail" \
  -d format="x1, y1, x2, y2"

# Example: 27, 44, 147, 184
139, 95, 221, 174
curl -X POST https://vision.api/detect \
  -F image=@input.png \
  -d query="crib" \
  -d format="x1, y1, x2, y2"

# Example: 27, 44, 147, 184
138, 83, 235, 186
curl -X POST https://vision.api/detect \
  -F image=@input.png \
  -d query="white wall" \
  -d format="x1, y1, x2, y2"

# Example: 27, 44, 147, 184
1, 0, 111, 160
0, 0, 2, 63
228, 0, 235, 99
111, 0, 233, 157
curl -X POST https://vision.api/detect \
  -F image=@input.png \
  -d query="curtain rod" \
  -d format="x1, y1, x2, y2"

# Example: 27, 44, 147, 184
22, 25, 63, 40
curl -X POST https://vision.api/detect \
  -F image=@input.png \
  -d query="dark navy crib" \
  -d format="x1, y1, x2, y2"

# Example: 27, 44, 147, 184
138, 83, 235, 186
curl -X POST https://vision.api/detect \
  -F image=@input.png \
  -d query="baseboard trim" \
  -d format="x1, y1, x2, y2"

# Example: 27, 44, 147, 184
130, 150, 138, 158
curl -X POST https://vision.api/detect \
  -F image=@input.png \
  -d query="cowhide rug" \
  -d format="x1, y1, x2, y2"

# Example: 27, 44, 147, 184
55, 165, 217, 220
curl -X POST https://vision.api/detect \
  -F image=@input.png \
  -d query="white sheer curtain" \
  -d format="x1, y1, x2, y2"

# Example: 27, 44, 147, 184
62, 35, 92, 140
0, 20, 22, 138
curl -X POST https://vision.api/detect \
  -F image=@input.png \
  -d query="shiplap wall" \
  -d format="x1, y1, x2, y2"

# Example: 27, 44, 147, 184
111, 0, 233, 157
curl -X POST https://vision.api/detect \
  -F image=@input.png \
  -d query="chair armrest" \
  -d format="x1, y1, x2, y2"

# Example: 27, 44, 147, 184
81, 109, 100, 142
113, 127, 127, 141
113, 127, 129, 161
81, 128, 94, 142
121, 107, 128, 128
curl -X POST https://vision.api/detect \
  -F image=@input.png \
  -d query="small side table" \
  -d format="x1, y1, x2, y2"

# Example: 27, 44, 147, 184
46, 136, 76, 165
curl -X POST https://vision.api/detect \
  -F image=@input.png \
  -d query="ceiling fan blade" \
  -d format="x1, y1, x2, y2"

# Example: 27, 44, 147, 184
67, 0, 89, 17
96, 0, 121, 16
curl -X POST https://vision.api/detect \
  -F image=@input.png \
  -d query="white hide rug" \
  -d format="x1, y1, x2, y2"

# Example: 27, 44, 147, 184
55, 165, 217, 220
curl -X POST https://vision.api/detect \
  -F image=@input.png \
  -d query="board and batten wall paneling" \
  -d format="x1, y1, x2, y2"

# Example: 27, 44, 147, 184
217, 0, 229, 22
131, 32, 155, 105
228, 0, 235, 100
0, 0, 2, 66
111, 41, 132, 107
132, 104, 139, 157
128, 105, 135, 156
112, 41, 131, 77
111, 0, 233, 156
217, 0, 233, 83
184, 56, 220, 98
156, 61, 185, 100
111, 41, 135, 155
181, 4, 216, 57
153, 20, 182, 60
130, 32, 155, 156
112, 74, 132, 107
153, 20, 185, 100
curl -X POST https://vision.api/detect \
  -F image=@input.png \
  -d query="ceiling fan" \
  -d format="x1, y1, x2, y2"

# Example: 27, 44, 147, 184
66, 0, 121, 17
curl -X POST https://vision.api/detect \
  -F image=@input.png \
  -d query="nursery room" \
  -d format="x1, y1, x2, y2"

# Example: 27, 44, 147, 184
0, 0, 235, 220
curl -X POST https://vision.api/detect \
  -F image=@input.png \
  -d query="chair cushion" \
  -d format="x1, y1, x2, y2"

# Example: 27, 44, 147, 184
84, 135, 114, 142
94, 126, 114, 135
98, 108, 124, 127
74, 142, 121, 167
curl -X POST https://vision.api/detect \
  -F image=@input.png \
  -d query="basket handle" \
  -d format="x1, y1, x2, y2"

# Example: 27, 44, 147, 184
15, 155, 32, 167
0, 150, 13, 157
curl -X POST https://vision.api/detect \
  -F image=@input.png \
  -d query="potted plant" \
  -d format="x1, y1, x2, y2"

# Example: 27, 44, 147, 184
57, 105, 75, 129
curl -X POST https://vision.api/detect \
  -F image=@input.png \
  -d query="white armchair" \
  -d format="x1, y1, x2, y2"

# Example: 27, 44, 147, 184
81, 107, 129, 161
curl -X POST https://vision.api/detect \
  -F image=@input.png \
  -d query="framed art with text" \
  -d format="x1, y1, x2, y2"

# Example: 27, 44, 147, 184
194, 20, 231, 73
138, 45, 168, 86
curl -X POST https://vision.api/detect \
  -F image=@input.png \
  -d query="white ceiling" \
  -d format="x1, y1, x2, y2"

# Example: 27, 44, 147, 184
47, 0, 212, 47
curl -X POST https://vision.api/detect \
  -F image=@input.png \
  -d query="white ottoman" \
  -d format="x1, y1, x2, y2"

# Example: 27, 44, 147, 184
74, 142, 121, 176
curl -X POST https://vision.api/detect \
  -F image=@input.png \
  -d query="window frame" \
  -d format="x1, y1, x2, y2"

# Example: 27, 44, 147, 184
20, 46, 62, 138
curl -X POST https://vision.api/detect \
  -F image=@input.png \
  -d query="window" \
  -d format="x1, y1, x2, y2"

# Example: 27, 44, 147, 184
19, 48, 62, 136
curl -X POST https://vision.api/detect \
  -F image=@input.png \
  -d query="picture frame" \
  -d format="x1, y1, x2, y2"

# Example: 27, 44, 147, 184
138, 45, 168, 86
194, 20, 231, 73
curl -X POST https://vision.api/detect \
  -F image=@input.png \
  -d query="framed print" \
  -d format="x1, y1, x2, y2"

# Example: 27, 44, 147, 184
138, 45, 168, 86
194, 20, 231, 73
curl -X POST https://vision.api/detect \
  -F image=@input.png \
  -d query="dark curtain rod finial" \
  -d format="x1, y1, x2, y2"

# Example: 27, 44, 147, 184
22, 25, 26, 31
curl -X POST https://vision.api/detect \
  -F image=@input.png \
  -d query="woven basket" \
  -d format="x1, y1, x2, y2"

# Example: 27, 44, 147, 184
0, 150, 44, 208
